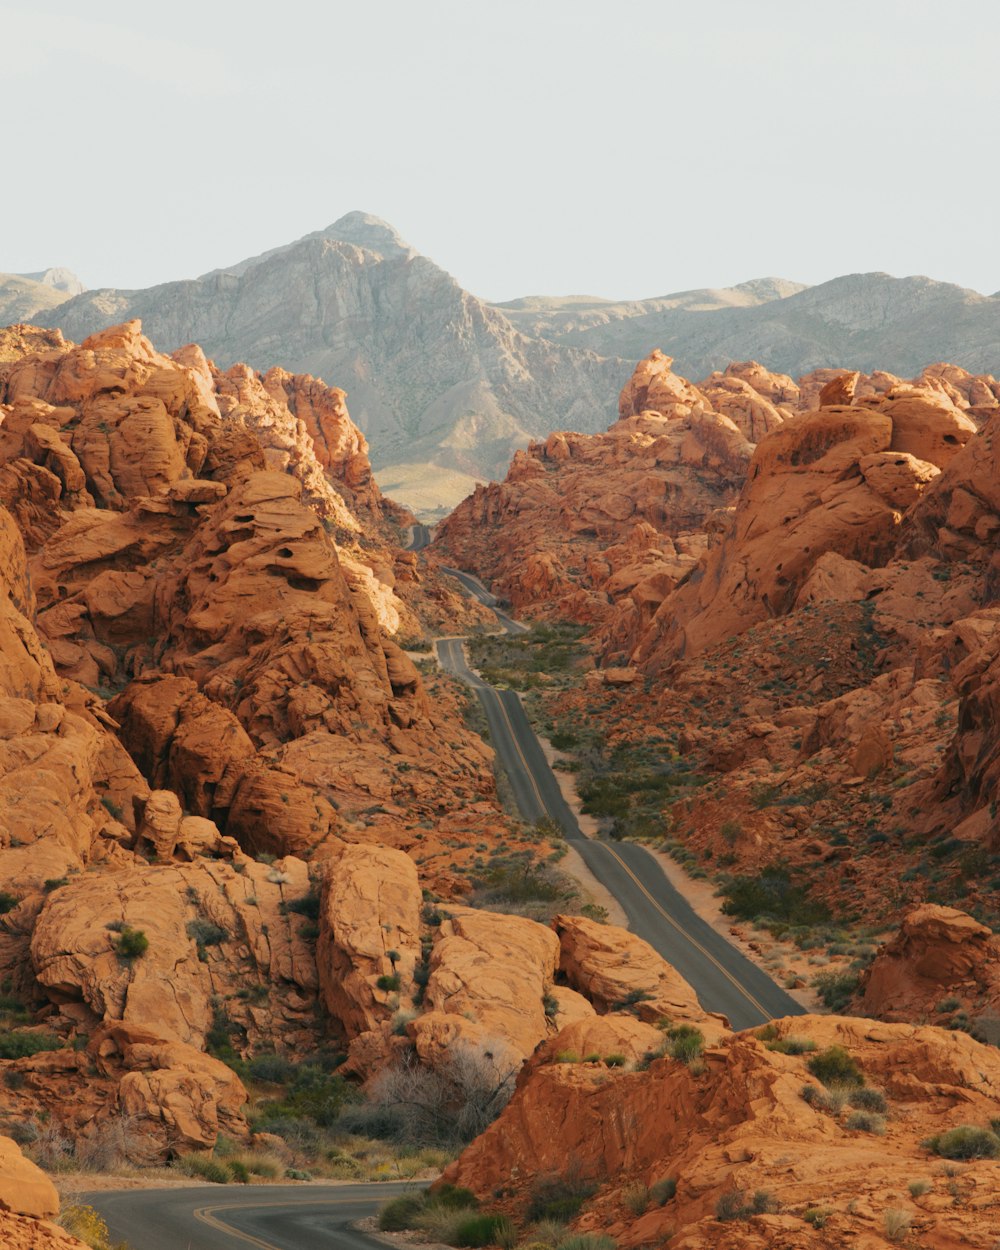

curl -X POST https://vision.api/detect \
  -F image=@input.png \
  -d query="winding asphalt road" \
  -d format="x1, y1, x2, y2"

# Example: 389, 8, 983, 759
430, 559, 803, 1029
81, 1182, 414, 1250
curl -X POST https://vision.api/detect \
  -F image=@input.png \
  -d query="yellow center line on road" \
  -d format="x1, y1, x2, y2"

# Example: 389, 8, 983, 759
597, 840, 771, 1020
437, 614, 770, 1021
194, 1197, 365, 1250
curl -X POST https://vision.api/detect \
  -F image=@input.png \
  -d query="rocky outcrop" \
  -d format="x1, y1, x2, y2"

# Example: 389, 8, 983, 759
555, 915, 723, 1032
856, 905, 1000, 1027
443, 1014, 1000, 1248
435, 353, 751, 631
637, 390, 965, 666
0, 317, 526, 1166
317, 843, 421, 1038
412, 908, 561, 1068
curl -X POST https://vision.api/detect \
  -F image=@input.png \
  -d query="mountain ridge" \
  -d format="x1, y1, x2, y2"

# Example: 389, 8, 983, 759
6, 213, 1000, 513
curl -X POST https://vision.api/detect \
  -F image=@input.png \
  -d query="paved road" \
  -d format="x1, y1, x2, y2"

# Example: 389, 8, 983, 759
81, 1182, 414, 1250
435, 592, 804, 1030
405, 523, 433, 551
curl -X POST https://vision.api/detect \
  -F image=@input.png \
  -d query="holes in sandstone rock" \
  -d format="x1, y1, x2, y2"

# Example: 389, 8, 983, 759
233, 513, 255, 522
943, 435, 959, 445
277, 547, 294, 558
287, 575, 323, 592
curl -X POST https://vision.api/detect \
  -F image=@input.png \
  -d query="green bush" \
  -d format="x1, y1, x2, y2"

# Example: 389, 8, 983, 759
849, 1087, 887, 1113
376, 973, 401, 992
807, 1046, 863, 1088
379, 1194, 425, 1230
719, 865, 829, 927
453, 1213, 515, 1247
176, 1153, 231, 1183
186, 920, 228, 947
254, 1064, 356, 1128
226, 1159, 250, 1183
604, 1053, 628, 1068
555, 1238, 616, 1250
0, 892, 20, 914
527, 1174, 598, 1223
803, 1206, 832, 1228
924, 1125, 1000, 1160
847, 1110, 886, 1134
650, 1176, 677, 1205
433, 1185, 480, 1210
113, 927, 149, 960
812, 969, 860, 1011
0, 1030, 61, 1059
715, 1189, 780, 1221
246, 1054, 296, 1084
666, 1025, 704, 1064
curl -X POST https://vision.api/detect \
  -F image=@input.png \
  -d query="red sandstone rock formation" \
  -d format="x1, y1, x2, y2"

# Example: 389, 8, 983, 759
444, 1014, 1000, 1247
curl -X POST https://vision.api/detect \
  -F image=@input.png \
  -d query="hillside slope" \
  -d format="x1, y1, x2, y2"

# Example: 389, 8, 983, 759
38, 214, 629, 516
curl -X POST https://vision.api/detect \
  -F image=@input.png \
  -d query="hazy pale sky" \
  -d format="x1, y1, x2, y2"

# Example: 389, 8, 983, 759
5, 0, 1000, 300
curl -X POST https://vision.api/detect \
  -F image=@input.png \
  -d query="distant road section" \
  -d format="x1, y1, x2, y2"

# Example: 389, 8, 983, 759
434, 577, 804, 1030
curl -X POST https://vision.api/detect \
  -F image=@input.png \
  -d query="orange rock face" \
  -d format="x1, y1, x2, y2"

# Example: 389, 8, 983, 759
856, 905, 1000, 1026
435, 353, 753, 642
444, 1014, 1000, 1248
555, 915, 724, 1032
0, 318, 530, 1163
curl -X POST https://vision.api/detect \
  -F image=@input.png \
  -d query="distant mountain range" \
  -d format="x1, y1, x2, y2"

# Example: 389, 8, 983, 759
3, 214, 999, 515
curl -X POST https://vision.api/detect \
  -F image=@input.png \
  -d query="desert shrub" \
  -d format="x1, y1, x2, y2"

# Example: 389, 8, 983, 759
883, 1208, 911, 1241
849, 1087, 887, 1113
719, 865, 829, 927
176, 1153, 230, 1183
286, 888, 321, 920
339, 1043, 517, 1147
620, 1182, 649, 1215
255, 1065, 355, 1128
58, 1204, 114, 1249
604, 1053, 627, 1068
803, 1206, 832, 1228
908, 1179, 930, 1197
0, 1028, 61, 1059
924, 1124, 1000, 1160
113, 927, 148, 960
453, 1212, 516, 1247
807, 1046, 863, 1088
715, 1189, 779, 1221
246, 1053, 296, 1084
757, 1025, 816, 1056
379, 1194, 425, 1230
227, 1151, 283, 1179
527, 1172, 598, 1223
936, 996, 961, 1013
555, 1238, 616, 1250
226, 1159, 250, 1183
666, 1024, 704, 1064
812, 969, 860, 1011
186, 919, 228, 947
650, 1176, 677, 1205
846, 1110, 886, 1135
0, 891, 20, 914
376, 973, 401, 992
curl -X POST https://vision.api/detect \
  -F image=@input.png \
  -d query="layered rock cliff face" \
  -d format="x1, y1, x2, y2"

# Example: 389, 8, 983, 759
0, 318, 553, 1161
442, 349, 1000, 934
444, 1011, 1000, 1248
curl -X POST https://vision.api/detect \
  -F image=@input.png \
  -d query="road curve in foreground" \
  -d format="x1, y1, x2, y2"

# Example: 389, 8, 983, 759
80, 1181, 414, 1250
435, 612, 804, 1030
